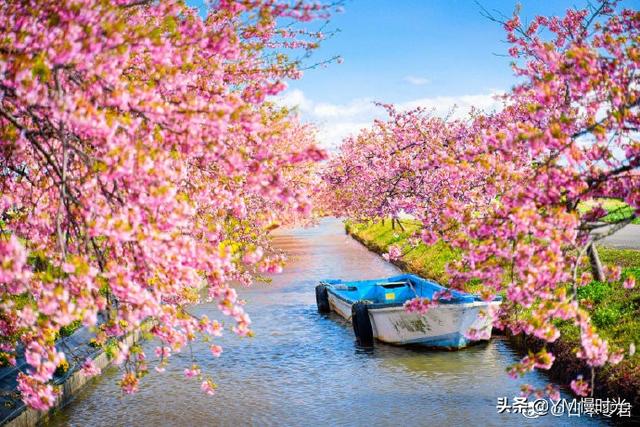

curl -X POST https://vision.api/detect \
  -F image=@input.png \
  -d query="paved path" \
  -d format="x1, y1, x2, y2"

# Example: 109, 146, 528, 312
595, 223, 640, 250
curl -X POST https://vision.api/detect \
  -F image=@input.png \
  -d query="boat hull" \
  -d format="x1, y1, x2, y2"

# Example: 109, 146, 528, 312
328, 291, 499, 349
327, 291, 354, 320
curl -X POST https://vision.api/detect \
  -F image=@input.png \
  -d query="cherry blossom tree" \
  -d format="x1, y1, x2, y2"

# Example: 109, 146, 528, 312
452, 1, 640, 396
0, 0, 333, 409
323, 0, 639, 398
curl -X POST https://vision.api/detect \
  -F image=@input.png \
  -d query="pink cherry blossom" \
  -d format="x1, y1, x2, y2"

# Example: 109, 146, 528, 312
545, 384, 561, 401
622, 276, 635, 289
243, 247, 264, 265
382, 245, 402, 262
570, 376, 590, 397
16, 373, 59, 411
184, 365, 201, 379
80, 358, 101, 377
210, 345, 223, 358
201, 379, 217, 396
120, 372, 139, 395
608, 351, 624, 365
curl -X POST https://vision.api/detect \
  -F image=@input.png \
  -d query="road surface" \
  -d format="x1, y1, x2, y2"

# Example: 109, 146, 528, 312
596, 223, 640, 250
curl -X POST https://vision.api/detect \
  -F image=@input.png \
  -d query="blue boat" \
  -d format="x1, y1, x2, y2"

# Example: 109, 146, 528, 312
315, 274, 501, 348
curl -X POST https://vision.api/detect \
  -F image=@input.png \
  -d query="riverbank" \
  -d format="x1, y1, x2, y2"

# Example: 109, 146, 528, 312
0, 321, 149, 427
345, 219, 640, 413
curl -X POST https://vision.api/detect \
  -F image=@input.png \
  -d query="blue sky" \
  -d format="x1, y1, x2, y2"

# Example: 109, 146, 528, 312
190, 0, 640, 148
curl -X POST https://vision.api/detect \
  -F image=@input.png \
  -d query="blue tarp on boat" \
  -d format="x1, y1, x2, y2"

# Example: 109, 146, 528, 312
323, 274, 491, 308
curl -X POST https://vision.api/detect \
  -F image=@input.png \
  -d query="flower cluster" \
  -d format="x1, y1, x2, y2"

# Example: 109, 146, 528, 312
382, 245, 402, 262
80, 358, 101, 378
570, 375, 591, 397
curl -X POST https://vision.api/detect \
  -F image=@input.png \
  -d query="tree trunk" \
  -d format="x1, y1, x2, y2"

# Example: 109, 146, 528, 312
587, 243, 605, 282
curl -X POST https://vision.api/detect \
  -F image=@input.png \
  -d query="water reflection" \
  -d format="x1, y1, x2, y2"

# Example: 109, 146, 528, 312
48, 218, 608, 426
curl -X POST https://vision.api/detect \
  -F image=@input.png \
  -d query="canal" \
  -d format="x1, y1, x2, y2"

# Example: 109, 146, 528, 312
49, 219, 607, 426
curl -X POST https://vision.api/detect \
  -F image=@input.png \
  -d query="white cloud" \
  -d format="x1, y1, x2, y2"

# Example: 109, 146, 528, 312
404, 75, 431, 86
278, 89, 378, 119
276, 90, 378, 150
274, 89, 504, 150
316, 121, 372, 151
277, 89, 312, 112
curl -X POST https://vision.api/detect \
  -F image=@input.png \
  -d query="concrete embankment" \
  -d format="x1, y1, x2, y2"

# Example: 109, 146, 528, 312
1, 326, 144, 427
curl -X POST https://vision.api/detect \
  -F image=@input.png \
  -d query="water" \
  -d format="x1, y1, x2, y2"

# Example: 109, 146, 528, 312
48, 219, 608, 426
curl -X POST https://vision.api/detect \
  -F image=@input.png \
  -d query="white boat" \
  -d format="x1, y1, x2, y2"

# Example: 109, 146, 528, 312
315, 274, 501, 348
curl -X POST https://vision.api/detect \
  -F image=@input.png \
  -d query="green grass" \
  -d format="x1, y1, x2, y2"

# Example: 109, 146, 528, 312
572, 267, 640, 353
598, 246, 640, 268
346, 218, 640, 361
580, 248, 640, 354
578, 198, 639, 224
59, 320, 82, 338
345, 219, 459, 286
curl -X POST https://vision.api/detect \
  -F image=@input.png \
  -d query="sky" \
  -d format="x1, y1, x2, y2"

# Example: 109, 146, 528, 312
190, 0, 640, 149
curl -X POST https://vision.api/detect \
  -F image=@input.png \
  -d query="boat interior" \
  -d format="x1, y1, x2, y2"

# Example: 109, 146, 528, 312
324, 274, 481, 306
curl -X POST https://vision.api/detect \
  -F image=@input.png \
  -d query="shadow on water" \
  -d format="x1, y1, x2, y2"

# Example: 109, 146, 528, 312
48, 218, 614, 427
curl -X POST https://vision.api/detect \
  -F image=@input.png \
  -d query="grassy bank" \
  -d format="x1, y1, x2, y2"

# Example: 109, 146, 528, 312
345, 219, 457, 286
345, 218, 639, 408
578, 198, 640, 224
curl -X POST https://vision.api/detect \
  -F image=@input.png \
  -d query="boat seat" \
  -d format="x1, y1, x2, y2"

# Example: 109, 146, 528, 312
333, 285, 358, 291
376, 282, 407, 289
